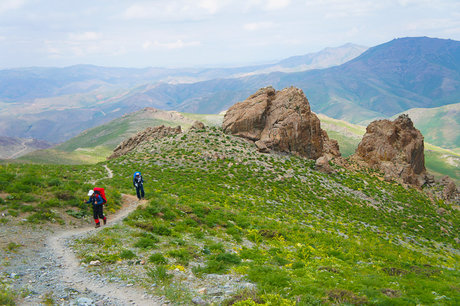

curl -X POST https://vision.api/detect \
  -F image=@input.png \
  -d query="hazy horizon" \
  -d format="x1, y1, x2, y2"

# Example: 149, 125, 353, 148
1, 0, 459, 69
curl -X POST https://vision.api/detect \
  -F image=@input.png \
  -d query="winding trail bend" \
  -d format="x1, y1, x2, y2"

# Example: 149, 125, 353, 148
12, 165, 164, 305
44, 194, 161, 306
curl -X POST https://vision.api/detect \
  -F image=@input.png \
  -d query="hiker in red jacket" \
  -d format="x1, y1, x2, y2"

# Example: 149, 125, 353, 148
85, 190, 107, 228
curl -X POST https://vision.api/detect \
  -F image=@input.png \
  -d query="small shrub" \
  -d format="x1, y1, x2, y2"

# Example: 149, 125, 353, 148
167, 249, 191, 265
119, 249, 136, 259
134, 236, 158, 249
38, 199, 61, 208
55, 190, 75, 201
0, 289, 16, 306
327, 289, 368, 305
5, 242, 22, 252
27, 210, 61, 224
152, 225, 172, 236
149, 253, 167, 264
215, 252, 241, 265
47, 178, 61, 186
146, 265, 172, 283
223, 288, 263, 306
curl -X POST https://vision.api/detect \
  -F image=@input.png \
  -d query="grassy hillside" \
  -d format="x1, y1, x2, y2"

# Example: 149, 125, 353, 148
318, 114, 460, 183
393, 102, 460, 149
17, 109, 459, 183
17, 109, 222, 164
1, 127, 458, 305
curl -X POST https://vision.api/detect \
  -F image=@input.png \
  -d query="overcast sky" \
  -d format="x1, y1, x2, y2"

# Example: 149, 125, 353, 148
1, 0, 459, 69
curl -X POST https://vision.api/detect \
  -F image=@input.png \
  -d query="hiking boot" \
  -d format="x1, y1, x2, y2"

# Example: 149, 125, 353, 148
103, 218, 107, 225
95, 223, 101, 228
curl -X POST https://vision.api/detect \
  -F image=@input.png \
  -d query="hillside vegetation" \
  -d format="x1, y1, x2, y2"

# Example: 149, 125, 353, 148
16, 109, 460, 184
319, 115, 460, 183
393, 102, 460, 150
17, 109, 222, 164
1, 127, 459, 304
70, 128, 460, 304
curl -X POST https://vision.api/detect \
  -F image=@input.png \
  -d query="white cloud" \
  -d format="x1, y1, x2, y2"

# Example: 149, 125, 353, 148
122, 1, 227, 21
405, 17, 460, 32
244, 22, 275, 31
198, 0, 222, 14
143, 39, 200, 50
267, 0, 291, 10
68, 32, 102, 41
304, 0, 384, 18
245, 0, 291, 11
0, 0, 26, 14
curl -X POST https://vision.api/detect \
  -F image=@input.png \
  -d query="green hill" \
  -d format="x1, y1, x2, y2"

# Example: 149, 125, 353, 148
317, 114, 460, 183
393, 102, 460, 150
17, 108, 222, 164
17, 109, 459, 183
1, 127, 458, 304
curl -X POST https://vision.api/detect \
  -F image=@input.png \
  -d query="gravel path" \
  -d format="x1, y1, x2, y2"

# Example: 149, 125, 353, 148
4, 194, 165, 305
2, 165, 168, 305
103, 165, 114, 179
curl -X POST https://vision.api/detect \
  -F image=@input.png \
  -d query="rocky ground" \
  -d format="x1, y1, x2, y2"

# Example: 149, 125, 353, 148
1, 194, 168, 305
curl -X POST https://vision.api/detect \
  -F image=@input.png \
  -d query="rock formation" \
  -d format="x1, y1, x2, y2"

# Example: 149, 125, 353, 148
190, 121, 206, 130
222, 86, 340, 160
315, 156, 334, 174
351, 114, 428, 187
108, 125, 181, 159
441, 176, 459, 202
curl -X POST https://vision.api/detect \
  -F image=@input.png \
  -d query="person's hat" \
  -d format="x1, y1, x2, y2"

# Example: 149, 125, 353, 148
88, 190, 94, 196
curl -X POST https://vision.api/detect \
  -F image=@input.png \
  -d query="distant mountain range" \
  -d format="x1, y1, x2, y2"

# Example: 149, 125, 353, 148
0, 43, 366, 103
128, 37, 459, 123
0, 43, 366, 143
1, 37, 459, 151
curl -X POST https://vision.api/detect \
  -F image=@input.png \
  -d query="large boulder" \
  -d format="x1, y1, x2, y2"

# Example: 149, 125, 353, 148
222, 86, 340, 160
351, 114, 428, 187
108, 125, 181, 159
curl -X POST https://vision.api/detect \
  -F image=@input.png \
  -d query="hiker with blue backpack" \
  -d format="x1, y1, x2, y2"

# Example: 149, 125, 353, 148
85, 188, 107, 228
133, 171, 145, 200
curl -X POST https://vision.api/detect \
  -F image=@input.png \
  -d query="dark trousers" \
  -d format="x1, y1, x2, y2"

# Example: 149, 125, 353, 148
136, 184, 145, 199
93, 204, 105, 223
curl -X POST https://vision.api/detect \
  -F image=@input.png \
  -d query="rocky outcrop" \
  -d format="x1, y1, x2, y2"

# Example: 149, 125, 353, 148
351, 114, 428, 187
222, 86, 340, 160
108, 125, 181, 159
190, 121, 206, 130
315, 156, 334, 174
441, 176, 459, 202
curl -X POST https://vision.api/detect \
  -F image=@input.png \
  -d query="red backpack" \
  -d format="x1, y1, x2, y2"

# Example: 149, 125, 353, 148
93, 187, 107, 204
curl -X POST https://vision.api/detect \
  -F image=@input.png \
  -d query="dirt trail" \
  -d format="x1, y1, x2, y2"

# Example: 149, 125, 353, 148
8, 139, 29, 159
4, 165, 166, 305
41, 194, 161, 306
104, 164, 114, 179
